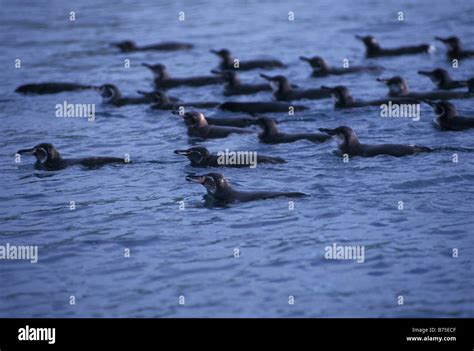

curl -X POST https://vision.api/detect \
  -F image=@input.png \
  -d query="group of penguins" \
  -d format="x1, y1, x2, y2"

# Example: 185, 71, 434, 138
15, 35, 474, 203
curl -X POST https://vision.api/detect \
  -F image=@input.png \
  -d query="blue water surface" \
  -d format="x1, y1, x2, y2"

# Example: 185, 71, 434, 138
0, 0, 473, 317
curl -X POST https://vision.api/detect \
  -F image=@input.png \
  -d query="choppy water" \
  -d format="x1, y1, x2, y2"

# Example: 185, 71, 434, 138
1, 0, 473, 317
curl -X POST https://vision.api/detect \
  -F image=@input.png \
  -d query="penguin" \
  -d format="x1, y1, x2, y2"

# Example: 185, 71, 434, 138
15, 83, 93, 95
260, 74, 331, 101
319, 126, 432, 157
112, 40, 193, 52
211, 70, 272, 96
142, 63, 223, 89
16, 143, 129, 170
177, 111, 252, 139
435, 36, 474, 61
256, 116, 330, 144
418, 69, 468, 90
211, 49, 286, 70
93, 84, 174, 106
174, 146, 286, 167
423, 100, 474, 131
299, 56, 382, 77
377, 76, 473, 100
320, 85, 418, 108
186, 173, 306, 203
356, 35, 432, 57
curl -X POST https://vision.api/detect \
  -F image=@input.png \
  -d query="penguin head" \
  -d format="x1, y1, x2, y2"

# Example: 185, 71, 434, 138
356, 35, 380, 49
174, 146, 210, 165
321, 85, 353, 105
17, 143, 62, 164
377, 76, 408, 96
418, 69, 449, 85
435, 36, 461, 50
180, 111, 208, 128
142, 63, 168, 79
256, 117, 278, 134
319, 126, 359, 146
260, 74, 290, 91
95, 84, 122, 102
113, 41, 137, 52
424, 100, 457, 119
186, 173, 230, 196
211, 49, 232, 58
299, 56, 329, 71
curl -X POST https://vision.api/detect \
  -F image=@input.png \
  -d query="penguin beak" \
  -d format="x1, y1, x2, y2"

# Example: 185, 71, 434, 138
355, 35, 364, 40
434, 37, 447, 43
210, 69, 223, 75
260, 74, 274, 81
299, 56, 310, 62
17, 147, 37, 155
417, 71, 432, 77
320, 86, 333, 91
210, 49, 220, 55
243, 118, 257, 125
318, 128, 337, 136
174, 149, 191, 156
141, 63, 153, 69
186, 175, 205, 184
376, 78, 388, 84
171, 111, 187, 118
421, 99, 436, 107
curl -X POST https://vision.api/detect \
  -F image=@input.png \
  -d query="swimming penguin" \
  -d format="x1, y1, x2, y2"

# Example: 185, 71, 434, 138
260, 74, 331, 101
93, 84, 173, 106
321, 85, 417, 108
150, 91, 219, 110
418, 69, 468, 90
174, 146, 286, 167
177, 111, 252, 139
435, 36, 474, 61
377, 76, 473, 100
220, 101, 308, 114
355, 35, 432, 57
211, 70, 272, 96
112, 40, 193, 52
16, 143, 128, 171
299, 56, 382, 77
424, 100, 474, 131
257, 117, 330, 144
186, 173, 306, 203
211, 49, 286, 70
15, 83, 94, 95
142, 63, 223, 89
319, 126, 432, 157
